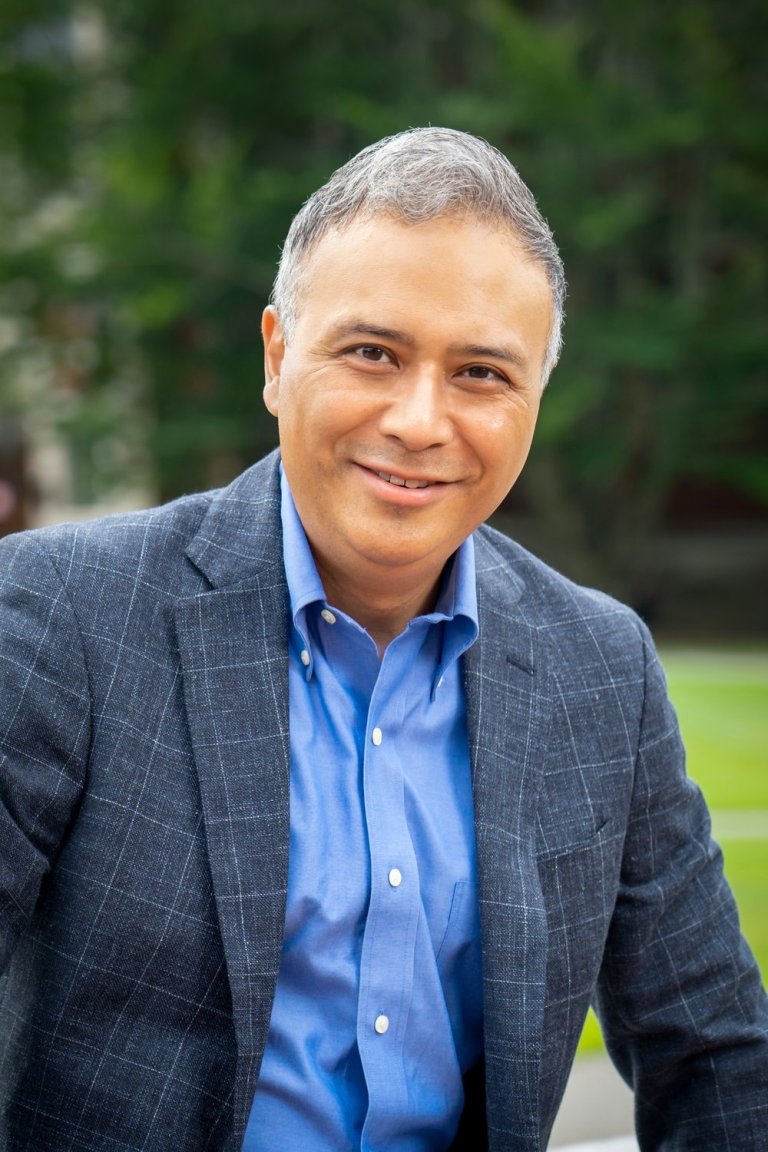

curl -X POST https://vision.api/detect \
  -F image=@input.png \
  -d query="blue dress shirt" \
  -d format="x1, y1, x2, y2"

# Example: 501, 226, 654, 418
243, 470, 483, 1150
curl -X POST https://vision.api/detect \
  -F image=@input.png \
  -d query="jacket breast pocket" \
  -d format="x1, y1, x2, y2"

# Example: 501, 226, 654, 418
535, 816, 610, 865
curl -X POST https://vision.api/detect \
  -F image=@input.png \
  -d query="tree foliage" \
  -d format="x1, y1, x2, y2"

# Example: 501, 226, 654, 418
1, 0, 766, 595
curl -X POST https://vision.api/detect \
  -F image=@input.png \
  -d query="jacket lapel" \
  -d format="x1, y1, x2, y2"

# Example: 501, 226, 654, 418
175, 453, 291, 1146
466, 530, 553, 1150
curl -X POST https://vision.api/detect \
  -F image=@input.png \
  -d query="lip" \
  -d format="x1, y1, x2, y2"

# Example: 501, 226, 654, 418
359, 460, 446, 485
355, 462, 450, 505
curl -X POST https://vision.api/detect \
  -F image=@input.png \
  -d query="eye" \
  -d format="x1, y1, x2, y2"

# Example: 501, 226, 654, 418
459, 364, 510, 387
344, 344, 397, 367
355, 345, 391, 362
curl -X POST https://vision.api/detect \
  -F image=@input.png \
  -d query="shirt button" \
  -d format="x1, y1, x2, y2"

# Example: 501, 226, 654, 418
320, 608, 336, 624
388, 868, 402, 888
374, 1014, 389, 1035
300, 649, 310, 666
371, 727, 383, 746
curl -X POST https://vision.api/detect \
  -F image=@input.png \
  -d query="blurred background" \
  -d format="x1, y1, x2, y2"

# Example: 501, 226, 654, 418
1, 0, 766, 635
1, 2, 766, 1143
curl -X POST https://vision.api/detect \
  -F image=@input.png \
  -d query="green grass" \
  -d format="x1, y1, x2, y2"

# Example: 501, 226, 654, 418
720, 838, 768, 969
576, 648, 768, 1056
662, 649, 768, 809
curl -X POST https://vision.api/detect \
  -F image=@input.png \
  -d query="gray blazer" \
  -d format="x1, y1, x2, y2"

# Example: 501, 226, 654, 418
1, 451, 766, 1151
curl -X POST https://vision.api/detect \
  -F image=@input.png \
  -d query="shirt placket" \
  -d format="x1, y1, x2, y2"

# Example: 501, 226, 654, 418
357, 641, 423, 1150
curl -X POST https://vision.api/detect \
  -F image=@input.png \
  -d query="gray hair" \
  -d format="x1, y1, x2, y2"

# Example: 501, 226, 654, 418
271, 127, 566, 384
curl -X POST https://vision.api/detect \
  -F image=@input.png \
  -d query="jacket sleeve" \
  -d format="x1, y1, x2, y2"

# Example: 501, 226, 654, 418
594, 619, 768, 1149
0, 531, 91, 974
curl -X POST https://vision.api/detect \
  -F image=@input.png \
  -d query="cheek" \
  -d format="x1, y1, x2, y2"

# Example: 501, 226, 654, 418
278, 392, 351, 468
472, 419, 537, 497
475, 413, 535, 462
287, 381, 375, 443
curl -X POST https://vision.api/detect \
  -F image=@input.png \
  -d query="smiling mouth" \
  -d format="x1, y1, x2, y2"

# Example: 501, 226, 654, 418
376, 470, 430, 489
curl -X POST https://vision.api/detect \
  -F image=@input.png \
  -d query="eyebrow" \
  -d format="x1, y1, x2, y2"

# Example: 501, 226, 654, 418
326, 321, 529, 371
454, 342, 529, 371
327, 321, 416, 346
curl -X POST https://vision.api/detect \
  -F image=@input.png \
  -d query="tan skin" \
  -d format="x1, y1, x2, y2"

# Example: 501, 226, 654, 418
262, 214, 553, 652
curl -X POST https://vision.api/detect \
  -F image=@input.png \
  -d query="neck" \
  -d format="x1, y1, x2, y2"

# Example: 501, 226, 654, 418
315, 558, 444, 654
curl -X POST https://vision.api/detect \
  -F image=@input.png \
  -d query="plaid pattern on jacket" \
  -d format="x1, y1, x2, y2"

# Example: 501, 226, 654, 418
1, 451, 766, 1151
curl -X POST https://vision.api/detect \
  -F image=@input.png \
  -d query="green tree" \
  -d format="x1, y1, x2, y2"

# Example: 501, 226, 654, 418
479, 1, 768, 602
2, 0, 765, 603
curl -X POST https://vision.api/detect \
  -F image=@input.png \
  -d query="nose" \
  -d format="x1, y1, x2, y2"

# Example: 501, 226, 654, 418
377, 367, 454, 451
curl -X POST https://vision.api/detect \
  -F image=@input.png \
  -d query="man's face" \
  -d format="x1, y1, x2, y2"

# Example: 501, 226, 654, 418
262, 214, 552, 596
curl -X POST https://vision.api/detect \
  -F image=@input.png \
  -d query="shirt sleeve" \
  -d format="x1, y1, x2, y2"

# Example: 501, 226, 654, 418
594, 618, 768, 1148
0, 531, 91, 974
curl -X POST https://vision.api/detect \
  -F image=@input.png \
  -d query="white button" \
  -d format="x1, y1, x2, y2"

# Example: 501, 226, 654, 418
320, 608, 336, 624
371, 727, 382, 746
388, 868, 402, 888
300, 650, 310, 666
437, 676, 444, 688
374, 1014, 389, 1035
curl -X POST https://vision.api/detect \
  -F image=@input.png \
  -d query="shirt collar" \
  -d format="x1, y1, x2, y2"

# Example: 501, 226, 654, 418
279, 464, 478, 683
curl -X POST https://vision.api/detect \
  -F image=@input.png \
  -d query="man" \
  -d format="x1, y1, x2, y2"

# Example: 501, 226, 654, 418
0, 128, 766, 1151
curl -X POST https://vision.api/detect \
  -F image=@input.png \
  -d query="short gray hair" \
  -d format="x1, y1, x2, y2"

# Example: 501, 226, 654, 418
271, 127, 566, 384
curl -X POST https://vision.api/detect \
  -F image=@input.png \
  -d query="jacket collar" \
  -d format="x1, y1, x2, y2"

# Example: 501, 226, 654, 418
184, 449, 284, 589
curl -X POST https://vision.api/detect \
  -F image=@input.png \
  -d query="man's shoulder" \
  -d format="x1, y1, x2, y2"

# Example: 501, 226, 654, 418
0, 451, 282, 595
474, 521, 646, 653
0, 487, 213, 585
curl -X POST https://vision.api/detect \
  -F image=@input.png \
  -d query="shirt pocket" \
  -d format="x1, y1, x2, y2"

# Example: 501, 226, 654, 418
435, 879, 481, 972
433, 879, 484, 1063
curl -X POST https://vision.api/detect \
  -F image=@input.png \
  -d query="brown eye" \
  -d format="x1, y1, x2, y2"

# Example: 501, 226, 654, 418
466, 365, 501, 380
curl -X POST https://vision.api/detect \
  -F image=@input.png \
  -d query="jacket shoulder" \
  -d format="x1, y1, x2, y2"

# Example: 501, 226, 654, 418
474, 521, 646, 651
0, 451, 282, 598
0, 488, 216, 595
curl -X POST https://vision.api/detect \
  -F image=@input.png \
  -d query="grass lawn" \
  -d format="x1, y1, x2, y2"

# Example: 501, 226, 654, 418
577, 647, 768, 1056
662, 649, 768, 809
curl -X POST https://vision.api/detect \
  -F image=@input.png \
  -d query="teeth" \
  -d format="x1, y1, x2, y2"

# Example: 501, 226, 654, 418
376, 471, 429, 489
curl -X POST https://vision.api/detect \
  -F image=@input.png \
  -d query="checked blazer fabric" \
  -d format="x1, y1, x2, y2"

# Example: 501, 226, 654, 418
1, 449, 767, 1152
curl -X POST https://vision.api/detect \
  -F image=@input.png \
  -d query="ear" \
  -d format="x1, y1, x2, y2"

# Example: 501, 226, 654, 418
262, 306, 286, 416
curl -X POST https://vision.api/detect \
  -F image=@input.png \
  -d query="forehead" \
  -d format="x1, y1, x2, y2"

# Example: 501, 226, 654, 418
302, 211, 538, 278
293, 214, 552, 359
